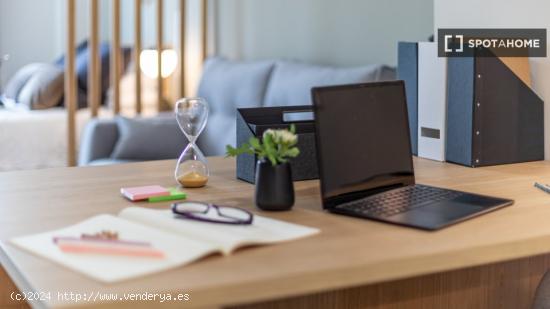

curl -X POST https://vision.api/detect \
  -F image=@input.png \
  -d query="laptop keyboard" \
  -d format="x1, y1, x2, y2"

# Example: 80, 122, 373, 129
335, 185, 464, 218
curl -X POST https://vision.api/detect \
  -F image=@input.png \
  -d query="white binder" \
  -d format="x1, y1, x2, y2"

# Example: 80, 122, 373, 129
417, 42, 448, 161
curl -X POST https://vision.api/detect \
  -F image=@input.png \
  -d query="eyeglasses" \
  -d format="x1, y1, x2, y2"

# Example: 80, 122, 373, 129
171, 202, 254, 225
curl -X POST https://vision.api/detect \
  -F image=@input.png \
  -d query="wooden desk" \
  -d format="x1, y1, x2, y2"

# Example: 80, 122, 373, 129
2, 157, 550, 308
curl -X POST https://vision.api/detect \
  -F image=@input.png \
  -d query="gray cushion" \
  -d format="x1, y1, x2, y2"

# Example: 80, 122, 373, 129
17, 64, 64, 110
3, 63, 45, 100
110, 116, 185, 160
78, 118, 119, 166
196, 57, 274, 156
263, 61, 396, 106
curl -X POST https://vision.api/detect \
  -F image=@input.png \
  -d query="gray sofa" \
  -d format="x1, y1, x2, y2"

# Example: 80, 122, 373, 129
78, 57, 395, 166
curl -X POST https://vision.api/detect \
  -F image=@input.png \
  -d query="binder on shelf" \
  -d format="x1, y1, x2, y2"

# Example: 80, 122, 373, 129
397, 42, 419, 155
236, 106, 318, 183
417, 42, 448, 162
446, 48, 544, 167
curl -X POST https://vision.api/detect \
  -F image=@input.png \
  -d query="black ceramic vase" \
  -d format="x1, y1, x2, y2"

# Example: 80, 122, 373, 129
254, 160, 295, 211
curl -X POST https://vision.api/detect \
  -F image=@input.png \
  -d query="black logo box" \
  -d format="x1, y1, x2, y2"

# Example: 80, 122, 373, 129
438, 28, 547, 57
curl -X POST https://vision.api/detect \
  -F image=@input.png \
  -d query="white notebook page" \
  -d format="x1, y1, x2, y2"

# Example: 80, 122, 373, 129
119, 207, 320, 255
10, 214, 217, 283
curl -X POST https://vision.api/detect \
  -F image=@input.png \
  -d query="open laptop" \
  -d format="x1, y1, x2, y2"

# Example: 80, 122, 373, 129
311, 81, 513, 230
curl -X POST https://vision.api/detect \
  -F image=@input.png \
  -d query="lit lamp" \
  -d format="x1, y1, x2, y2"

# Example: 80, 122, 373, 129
139, 49, 178, 111
139, 49, 178, 79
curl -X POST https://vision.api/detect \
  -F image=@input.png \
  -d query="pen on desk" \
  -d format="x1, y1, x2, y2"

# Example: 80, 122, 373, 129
534, 182, 550, 194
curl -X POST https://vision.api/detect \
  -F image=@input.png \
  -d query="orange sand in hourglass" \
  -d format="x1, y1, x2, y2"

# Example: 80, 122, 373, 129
177, 171, 208, 188
176, 159, 209, 188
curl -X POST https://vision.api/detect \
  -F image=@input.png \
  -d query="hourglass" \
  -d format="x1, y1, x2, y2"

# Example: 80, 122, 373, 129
175, 98, 210, 188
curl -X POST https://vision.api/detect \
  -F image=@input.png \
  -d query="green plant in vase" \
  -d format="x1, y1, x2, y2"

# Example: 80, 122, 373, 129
226, 125, 300, 211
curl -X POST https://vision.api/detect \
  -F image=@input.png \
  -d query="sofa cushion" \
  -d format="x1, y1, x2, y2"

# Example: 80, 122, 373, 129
196, 57, 274, 155
110, 116, 185, 161
55, 40, 132, 108
263, 61, 396, 106
78, 118, 120, 166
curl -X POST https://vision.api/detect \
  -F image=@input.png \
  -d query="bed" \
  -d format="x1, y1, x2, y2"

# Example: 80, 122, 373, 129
0, 107, 112, 171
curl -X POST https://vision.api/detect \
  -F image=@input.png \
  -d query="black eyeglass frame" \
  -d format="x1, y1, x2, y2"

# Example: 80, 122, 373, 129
171, 202, 254, 225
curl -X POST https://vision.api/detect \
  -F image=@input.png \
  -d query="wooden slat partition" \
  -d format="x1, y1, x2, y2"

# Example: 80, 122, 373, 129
135, 0, 142, 114
156, 0, 163, 112
111, 0, 121, 114
88, 0, 100, 118
65, 0, 77, 167
201, 0, 208, 62
64, 0, 205, 165
179, 0, 186, 98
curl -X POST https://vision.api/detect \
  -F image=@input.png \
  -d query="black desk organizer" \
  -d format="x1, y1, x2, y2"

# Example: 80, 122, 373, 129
446, 48, 544, 167
236, 106, 318, 183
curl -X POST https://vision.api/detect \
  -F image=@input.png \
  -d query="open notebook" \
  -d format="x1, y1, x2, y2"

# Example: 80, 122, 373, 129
10, 207, 319, 283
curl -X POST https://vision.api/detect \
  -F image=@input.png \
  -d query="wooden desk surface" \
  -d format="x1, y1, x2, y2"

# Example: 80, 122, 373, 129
2, 157, 550, 308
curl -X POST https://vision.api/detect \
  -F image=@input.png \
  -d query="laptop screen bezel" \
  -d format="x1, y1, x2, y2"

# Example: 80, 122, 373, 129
311, 81, 416, 210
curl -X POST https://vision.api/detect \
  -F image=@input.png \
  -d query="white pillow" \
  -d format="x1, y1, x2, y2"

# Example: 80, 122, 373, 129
17, 64, 64, 110
3, 63, 44, 100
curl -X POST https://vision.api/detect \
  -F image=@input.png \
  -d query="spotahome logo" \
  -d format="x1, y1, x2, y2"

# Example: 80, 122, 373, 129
438, 28, 546, 57
444, 34, 464, 53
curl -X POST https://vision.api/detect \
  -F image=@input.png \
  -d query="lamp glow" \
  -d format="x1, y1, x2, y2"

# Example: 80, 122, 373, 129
139, 49, 178, 79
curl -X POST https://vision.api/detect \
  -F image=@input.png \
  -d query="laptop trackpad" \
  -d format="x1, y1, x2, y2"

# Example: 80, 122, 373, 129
387, 201, 486, 230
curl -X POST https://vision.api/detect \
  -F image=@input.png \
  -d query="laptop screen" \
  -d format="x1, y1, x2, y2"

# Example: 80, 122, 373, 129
312, 81, 415, 206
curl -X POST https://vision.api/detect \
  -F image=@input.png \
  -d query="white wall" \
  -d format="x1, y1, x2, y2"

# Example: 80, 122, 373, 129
0, 0, 94, 87
434, 0, 550, 158
0, 0, 63, 87
216, 0, 434, 67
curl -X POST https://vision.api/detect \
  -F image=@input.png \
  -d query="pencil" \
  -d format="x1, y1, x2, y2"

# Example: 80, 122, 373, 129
534, 182, 550, 194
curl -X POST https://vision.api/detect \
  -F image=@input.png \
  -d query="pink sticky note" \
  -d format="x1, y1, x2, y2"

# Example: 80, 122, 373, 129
121, 185, 170, 201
